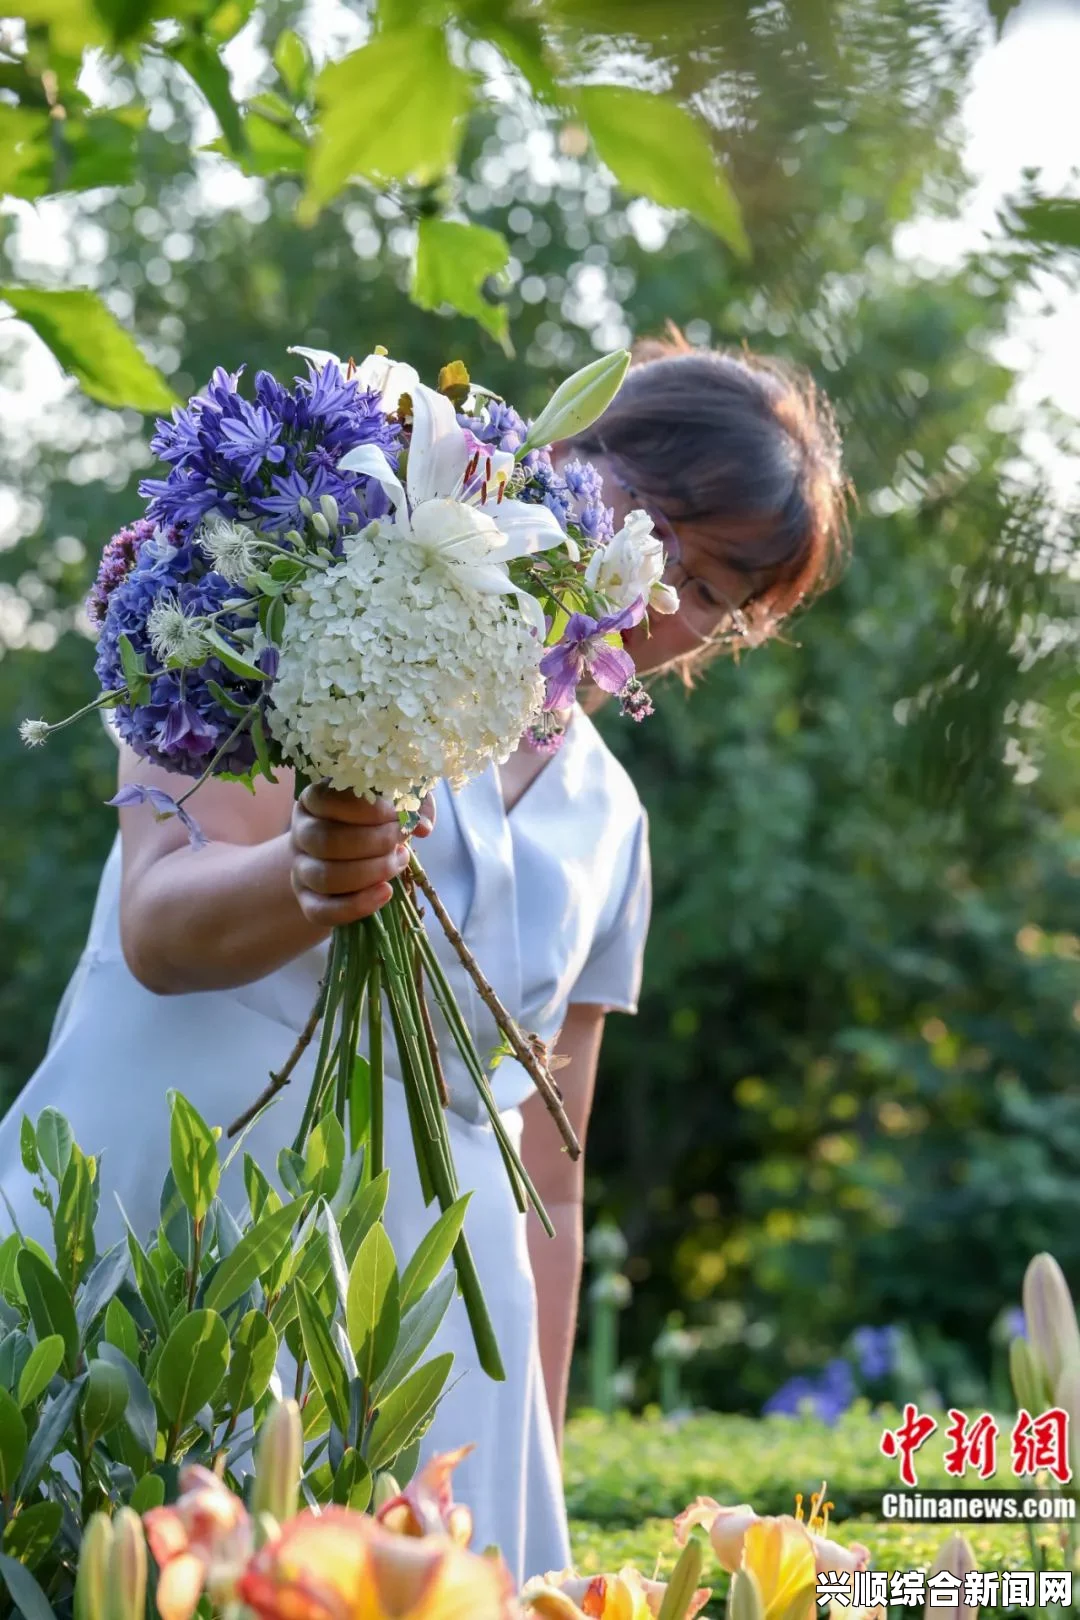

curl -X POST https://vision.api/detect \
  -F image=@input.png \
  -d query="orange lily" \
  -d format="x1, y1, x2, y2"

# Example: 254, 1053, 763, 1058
521, 1563, 711, 1620
143, 1463, 252, 1620
236, 1506, 517, 1620
375, 1446, 475, 1548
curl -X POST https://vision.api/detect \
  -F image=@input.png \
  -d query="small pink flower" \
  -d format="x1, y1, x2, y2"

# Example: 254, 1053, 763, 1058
375, 1446, 475, 1548
143, 1464, 252, 1620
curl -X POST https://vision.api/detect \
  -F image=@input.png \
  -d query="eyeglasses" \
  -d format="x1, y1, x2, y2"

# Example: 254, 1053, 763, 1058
590, 447, 758, 644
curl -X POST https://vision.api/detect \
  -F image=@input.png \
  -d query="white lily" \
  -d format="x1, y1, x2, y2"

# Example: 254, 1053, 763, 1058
338, 378, 570, 636
287, 345, 421, 415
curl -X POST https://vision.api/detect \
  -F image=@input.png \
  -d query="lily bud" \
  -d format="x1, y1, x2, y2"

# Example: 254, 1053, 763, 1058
517, 349, 631, 458
1054, 1360, 1080, 1488
1023, 1254, 1080, 1393
929, 1531, 978, 1620
729, 1569, 765, 1620
319, 494, 340, 532
252, 1399, 303, 1530
371, 1471, 401, 1513
1011, 1335, 1049, 1415
75, 1512, 114, 1620
106, 1508, 147, 1620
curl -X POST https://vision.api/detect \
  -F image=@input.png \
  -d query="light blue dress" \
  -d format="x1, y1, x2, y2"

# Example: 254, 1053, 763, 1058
0, 704, 650, 1585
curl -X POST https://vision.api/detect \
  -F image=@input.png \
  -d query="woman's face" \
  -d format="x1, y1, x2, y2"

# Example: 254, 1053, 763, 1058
554, 447, 763, 677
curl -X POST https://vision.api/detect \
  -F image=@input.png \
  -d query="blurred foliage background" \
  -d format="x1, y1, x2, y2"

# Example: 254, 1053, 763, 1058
3, 0, 1080, 1421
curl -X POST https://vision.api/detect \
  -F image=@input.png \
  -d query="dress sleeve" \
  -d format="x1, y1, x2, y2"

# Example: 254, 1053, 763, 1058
567, 807, 652, 1014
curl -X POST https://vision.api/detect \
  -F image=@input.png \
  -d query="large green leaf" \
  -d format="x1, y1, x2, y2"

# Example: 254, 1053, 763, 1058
302, 26, 470, 220
17, 1378, 85, 1497
124, 1228, 171, 1339
97, 1344, 157, 1456
366, 1351, 451, 1470
222, 1310, 278, 1413
204, 1198, 306, 1315
55, 1142, 95, 1294
373, 1272, 454, 1400
168, 36, 246, 156
0, 1389, 27, 1494
168, 1092, 220, 1225
413, 218, 511, 351
14, 0, 106, 55
90, 0, 158, 47
0, 288, 178, 411
80, 1358, 129, 1445
206, 110, 308, 178
346, 1223, 399, 1392
75, 1242, 129, 1338
15, 1336, 64, 1410
1, 1502, 62, 1571
1013, 197, 1080, 252
34, 1109, 72, 1184
15, 1252, 78, 1376
399, 1193, 470, 1312
0, 108, 53, 201
153, 1309, 230, 1426
339, 1168, 390, 1261
304, 1116, 345, 1202
576, 85, 749, 258
294, 1277, 350, 1435
63, 109, 145, 194
0, 1551, 54, 1620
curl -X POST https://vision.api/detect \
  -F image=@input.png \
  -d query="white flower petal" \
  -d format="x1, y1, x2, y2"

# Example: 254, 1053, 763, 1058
287, 345, 344, 373
407, 381, 470, 507
353, 352, 421, 413
336, 443, 407, 515
481, 497, 570, 562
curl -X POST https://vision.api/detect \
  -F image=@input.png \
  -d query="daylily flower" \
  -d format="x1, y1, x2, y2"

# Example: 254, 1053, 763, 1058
521, 1563, 711, 1620
288, 345, 421, 417
236, 1506, 516, 1620
375, 1445, 475, 1547
674, 1489, 869, 1580
337, 375, 570, 636
584, 510, 679, 616
538, 600, 645, 710
144, 1464, 253, 1620
739, 1518, 817, 1620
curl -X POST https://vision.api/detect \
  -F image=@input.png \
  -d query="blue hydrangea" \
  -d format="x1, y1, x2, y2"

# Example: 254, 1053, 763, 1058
95, 527, 264, 778
140, 362, 400, 536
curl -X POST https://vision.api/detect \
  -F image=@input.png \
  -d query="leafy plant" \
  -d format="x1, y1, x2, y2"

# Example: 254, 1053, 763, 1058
0, 1096, 466, 1612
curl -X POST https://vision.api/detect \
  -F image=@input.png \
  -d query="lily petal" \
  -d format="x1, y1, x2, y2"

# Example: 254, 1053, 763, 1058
482, 497, 572, 562
408, 381, 471, 508
353, 352, 421, 414
336, 443, 407, 516
287, 345, 344, 373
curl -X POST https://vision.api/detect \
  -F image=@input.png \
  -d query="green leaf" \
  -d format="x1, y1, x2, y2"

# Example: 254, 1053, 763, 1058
399, 1193, 470, 1313
413, 218, 511, 352
346, 1224, 400, 1391
222, 1310, 278, 1412
1013, 197, 1080, 252
75, 1242, 129, 1337
118, 634, 150, 706
18, 1120, 38, 1178
459, 1, 558, 104
34, 1109, 72, 1183
168, 35, 246, 156
366, 1351, 452, 1470
204, 1199, 306, 1315
576, 85, 749, 258
97, 1344, 157, 1456
302, 27, 470, 221
244, 1155, 277, 1224
1, 1502, 61, 1570
89, 0, 156, 46
55, 1142, 96, 1293
304, 1116, 345, 1201
10, 0, 106, 55
103, 1296, 141, 1364
204, 0, 256, 45
0, 1335, 31, 1398
168, 1092, 220, 1224
153, 1309, 230, 1426
331, 1446, 371, 1509
273, 28, 311, 97
0, 288, 179, 412
0, 1239, 25, 1307
129, 1472, 166, 1512
125, 1228, 171, 1340
63, 109, 144, 192
15, 1336, 63, 1409
15, 1252, 79, 1376
250, 711, 278, 785
203, 626, 265, 683
0, 107, 53, 201
340, 1169, 390, 1261
81, 1358, 129, 1444
373, 1272, 453, 1399
0, 1551, 54, 1620
17, 1377, 85, 1496
294, 1277, 350, 1434
0, 1389, 27, 1494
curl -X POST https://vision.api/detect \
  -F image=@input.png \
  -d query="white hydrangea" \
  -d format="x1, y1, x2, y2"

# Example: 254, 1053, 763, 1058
267, 525, 546, 812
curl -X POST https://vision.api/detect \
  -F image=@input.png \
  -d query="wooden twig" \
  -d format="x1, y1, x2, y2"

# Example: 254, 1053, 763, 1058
226, 973, 327, 1137
408, 853, 580, 1159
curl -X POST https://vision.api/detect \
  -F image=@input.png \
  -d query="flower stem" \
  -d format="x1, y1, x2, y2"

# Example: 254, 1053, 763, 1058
175, 701, 262, 809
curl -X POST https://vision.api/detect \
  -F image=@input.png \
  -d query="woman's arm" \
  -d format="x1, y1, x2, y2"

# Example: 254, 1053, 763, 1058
519, 1000, 607, 1456
115, 744, 428, 995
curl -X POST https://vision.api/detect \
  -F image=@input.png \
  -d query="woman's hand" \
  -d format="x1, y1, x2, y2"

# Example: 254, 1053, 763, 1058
290, 783, 436, 927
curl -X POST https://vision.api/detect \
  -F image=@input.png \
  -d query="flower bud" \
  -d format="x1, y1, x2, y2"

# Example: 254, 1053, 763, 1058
729, 1568, 765, 1620
310, 512, 331, 540
1054, 1360, 1080, 1488
298, 497, 314, 519
1011, 1335, 1049, 1415
371, 1471, 401, 1512
930, 1531, 978, 1620
106, 1508, 148, 1620
319, 495, 340, 532
1023, 1254, 1080, 1393
252, 1399, 302, 1530
75, 1512, 114, 1620
517, 349, 631, 458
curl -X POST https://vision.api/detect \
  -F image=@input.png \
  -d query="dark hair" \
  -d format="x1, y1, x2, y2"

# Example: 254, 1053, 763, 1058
570, 326, 851, 670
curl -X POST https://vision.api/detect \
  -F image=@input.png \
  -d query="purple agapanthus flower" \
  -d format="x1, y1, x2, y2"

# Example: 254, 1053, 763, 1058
763, 1357, 855, 1425
852, 1325, 901, 1382
140, 360, 400, 536
538, 599, 645, 710
108, 783, 207, 849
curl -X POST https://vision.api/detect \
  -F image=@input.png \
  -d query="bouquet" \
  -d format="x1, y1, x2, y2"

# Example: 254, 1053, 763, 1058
21, 344, 678, 1374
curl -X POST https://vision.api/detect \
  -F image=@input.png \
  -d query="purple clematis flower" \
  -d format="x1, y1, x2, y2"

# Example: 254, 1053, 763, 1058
538, 598, 646, 710
155, 700, 220, 761
108, 783, 207, 849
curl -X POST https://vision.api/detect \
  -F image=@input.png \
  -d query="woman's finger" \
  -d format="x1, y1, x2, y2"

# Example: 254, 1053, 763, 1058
292, 808, 400, 863
291, 878, 395, 928
293, 846, 410, 898
414, 792, 436, 837
300, 782, 399, 826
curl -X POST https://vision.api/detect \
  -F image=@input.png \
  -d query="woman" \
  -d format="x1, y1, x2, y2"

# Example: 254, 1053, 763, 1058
0, 332, 847, 1583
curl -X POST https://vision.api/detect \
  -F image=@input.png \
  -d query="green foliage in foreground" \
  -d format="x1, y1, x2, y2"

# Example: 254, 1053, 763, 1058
565, 1410, 1066, 1618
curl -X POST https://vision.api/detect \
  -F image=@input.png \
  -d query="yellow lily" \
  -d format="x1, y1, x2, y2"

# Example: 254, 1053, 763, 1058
520, 1563, 711, 1620
674, 1483, 869, 1580
236, 1506, 516, 1620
